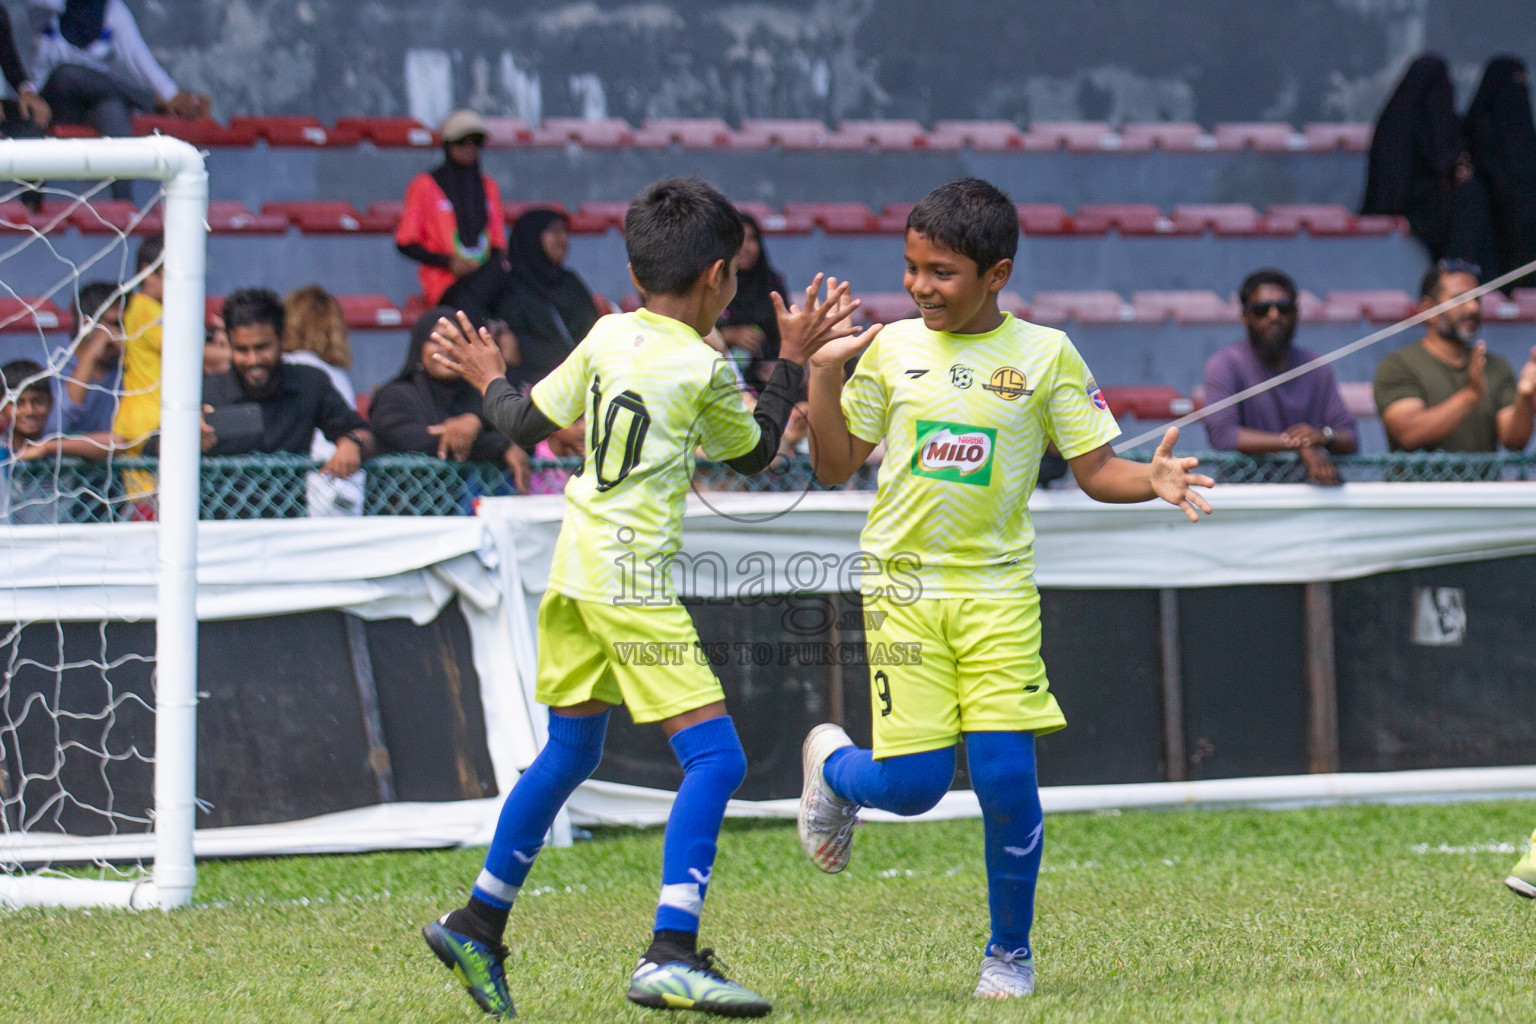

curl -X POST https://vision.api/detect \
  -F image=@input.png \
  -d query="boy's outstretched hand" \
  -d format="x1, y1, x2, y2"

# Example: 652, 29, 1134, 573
1150, 427, 1215, 522
773, 274, 863, 366
431, 310, 506, 394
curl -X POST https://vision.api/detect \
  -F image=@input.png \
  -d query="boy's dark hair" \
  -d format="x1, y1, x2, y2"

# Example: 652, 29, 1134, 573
1, 359, 50, 400
135, 232, 164, 274
624, 178, 744, 296
906, 178, 1018, 273
1238, 268, 1298, 308
74, 280, 123, 330
222, 288, 286, 337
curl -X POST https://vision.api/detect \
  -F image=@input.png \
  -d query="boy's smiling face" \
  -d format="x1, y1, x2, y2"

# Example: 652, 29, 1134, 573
903, 230, 1011, 335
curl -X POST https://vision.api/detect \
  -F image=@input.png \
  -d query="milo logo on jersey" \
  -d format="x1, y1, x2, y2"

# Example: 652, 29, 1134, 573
912, 420, 997, 485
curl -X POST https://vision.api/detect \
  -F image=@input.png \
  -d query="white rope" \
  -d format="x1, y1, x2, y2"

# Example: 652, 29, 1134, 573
1115, 256, 1536, 452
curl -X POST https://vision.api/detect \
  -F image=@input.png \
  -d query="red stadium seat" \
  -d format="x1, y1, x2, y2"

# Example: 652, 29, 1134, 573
354, 392, 371, 420
67, 199, 162, 234
334, 117, 435, 147
1171, 203, 1264, 235
1072, 204, 1181, 235
874, 202, 916, 233
1017, 204, 1073, 235
1097, 386, 1195, 419
528, 117, 635, 148
732, 201, 813, 234
206, 200, 289, 234
205, 295, 224, 326
927, 120, 1025, 152
481, 117, 534, 147
632, 118, 733, 148
362, 201, 404, 232
229, 116, 339, 146
261, 201, 373, 233
571, 201, 629, 233
997, 291, 1030, 319
834, 120, 929, 151
50, 123, 99, 138
733, 119, 838, 150
1513, 289, 1536, 317
1212, 122, 1302, 152
0, 200, 59, 231
619, 294, 643, 313
132, 115, 257, 146
1131, 290, 1239, 323
335, 294, 404, 328
1349, 214, 1406, 236
857, 293, 919, 324
1118, 122, 1210, 153
504, 201, 571, 224
1302, 123, 1373, 153
0, 296, 65, 332
1295, 290, 1332, 323
1024, 121, 1117, 152
1264, 204, 1355, 236
1030, 291, 1131, 324
1323, 290, 1417, 323
1335, 381, 1377, 418
780, 202, 877, 233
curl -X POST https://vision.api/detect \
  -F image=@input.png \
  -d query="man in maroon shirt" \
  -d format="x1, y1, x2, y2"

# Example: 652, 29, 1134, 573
1202, 268, 1358, 484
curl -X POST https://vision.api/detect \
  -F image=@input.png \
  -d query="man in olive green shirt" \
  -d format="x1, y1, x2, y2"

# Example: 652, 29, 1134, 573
1374, 263, 1536, 453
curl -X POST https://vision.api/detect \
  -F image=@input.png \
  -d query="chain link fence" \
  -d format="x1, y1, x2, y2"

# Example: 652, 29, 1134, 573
3, 451, 1532, 523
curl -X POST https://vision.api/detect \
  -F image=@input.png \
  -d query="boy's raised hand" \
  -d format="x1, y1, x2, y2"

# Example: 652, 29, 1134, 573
1150, 427, 1215, 522
772, 274, 863, 365
431, 310, 506, 394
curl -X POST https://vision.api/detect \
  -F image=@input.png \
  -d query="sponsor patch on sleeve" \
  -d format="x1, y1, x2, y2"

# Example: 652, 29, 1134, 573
1087, 376, 1110, 412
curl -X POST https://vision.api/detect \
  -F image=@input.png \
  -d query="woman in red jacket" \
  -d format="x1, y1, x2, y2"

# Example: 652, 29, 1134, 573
395, 108, 507, 306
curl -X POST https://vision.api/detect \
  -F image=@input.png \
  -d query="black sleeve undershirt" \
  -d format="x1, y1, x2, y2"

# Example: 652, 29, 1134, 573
396, 241, 452, 270
481, 377, 561, 447
724, 360, 805, 476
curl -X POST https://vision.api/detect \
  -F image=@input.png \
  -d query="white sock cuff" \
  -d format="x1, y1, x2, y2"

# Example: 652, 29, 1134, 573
657, 882, 702, 918
475, 869, 521, 906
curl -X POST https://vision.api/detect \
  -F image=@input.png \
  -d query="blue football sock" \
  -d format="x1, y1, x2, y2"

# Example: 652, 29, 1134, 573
965, 730, 1043, 957
823, 744, 955, 816
654, 715, 747, 934
472, 709, 609, 915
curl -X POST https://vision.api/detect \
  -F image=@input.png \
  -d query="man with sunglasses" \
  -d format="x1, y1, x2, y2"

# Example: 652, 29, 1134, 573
1202, 268, 1357, 484
1374, 261, 1536, 456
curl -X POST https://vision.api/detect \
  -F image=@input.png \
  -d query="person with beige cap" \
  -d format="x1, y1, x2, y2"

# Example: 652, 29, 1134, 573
396, 108, 508, 306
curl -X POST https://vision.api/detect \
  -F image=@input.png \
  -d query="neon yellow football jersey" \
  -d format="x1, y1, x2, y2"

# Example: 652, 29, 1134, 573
530, 307, 760, 604
841, 313, 1119, 599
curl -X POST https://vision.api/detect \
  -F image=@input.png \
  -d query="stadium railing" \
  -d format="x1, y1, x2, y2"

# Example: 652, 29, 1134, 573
8, 452, 1534, 522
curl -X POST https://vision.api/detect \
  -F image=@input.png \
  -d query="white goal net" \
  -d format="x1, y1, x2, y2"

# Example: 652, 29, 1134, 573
0, 137, 205, 910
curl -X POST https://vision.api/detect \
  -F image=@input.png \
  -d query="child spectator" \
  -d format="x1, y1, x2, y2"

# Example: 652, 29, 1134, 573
282, 285, 361, 515
57, 279, 124, 435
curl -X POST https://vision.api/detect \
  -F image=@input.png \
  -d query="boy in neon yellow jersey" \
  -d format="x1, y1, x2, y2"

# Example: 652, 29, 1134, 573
422, 177, 859, 1019
799, 177, 1214, 999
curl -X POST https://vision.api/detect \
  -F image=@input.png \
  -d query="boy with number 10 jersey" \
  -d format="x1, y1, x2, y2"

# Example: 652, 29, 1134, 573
421, 177, 859, 1020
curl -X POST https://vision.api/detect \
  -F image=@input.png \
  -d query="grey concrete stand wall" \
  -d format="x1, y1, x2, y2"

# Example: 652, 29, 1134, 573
29, 0, 1533, 128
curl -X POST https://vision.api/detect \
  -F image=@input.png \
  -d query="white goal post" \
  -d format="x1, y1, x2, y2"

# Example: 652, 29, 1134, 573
0, 137, 206, 910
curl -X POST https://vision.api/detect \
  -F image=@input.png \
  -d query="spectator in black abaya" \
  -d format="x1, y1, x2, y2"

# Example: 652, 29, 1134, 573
371, 306, 529, 490
718, 211, 789, 392
1362, 54, 1496, 274
492, 209, 602, 389
1464, 57, 1536, 292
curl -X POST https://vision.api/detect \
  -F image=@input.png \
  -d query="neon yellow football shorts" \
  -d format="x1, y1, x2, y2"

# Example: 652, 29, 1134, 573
863, 591, 1065, 758
535, 592, 725, 723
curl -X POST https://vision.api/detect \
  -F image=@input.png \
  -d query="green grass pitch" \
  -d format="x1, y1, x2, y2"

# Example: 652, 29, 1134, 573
6, 799, 1536, 1022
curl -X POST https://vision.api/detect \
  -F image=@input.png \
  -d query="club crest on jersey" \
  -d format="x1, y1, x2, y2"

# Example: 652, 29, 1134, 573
1087, 376, 1110, 412
949, 364, 974, 389
983, 366, 1032, 401
913, 420, 997, 485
